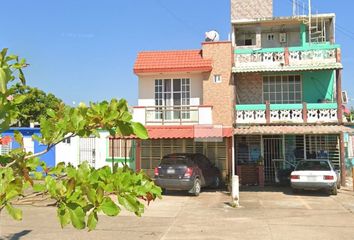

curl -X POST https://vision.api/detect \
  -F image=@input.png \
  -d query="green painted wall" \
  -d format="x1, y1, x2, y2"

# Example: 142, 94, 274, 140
302, 70, 335, 103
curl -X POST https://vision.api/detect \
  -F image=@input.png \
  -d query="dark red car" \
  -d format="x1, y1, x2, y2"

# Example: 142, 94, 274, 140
154, 153, 221, 196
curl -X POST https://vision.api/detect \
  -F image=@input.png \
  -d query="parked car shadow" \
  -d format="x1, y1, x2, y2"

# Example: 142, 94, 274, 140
0, 230, 32, 240
162, 186, 228, 197
240, 185, 332, 197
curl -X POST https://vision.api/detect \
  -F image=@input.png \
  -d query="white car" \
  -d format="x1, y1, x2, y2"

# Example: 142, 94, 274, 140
290, 159, 341, 195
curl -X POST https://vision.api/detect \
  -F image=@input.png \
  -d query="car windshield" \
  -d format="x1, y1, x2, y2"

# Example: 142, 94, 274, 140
295, 160, 331, 171
161, 157, 189, 165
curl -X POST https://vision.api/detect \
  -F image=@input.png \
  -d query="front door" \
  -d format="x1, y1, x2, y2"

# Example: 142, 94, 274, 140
263, 136, 284, 184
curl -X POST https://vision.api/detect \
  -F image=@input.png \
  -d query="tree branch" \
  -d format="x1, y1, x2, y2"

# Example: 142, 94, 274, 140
1, 133, 76, 168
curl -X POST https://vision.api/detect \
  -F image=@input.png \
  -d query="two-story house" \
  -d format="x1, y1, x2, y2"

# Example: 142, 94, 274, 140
231, 0, 352, 186
132, 43, 234, 179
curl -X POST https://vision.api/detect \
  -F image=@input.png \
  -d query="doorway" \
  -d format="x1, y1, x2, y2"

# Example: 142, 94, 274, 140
263, 136, 284, 184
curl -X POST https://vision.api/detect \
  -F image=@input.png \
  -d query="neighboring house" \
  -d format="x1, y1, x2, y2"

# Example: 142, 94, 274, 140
231, 0, 353, 186
55, 131, 136, 169
0, 128, 55, 168
133, 46, 234, 179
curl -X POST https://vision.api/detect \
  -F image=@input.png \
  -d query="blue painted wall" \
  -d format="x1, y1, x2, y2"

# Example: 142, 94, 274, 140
1, 128, 56, 168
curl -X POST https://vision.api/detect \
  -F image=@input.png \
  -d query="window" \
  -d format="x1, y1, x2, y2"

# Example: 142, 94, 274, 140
0, 142, 11, 155
108, 139, 132, 158
154, 78, 191, 120
267, 34, 275, 41
213, 75, 222, 83
263, 75, 302, 104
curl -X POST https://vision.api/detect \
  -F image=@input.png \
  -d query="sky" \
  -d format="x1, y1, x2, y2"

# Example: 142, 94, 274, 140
1, 0, 353, 106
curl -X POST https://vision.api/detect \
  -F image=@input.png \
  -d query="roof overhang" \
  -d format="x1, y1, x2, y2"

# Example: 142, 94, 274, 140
232, 63, 343, 73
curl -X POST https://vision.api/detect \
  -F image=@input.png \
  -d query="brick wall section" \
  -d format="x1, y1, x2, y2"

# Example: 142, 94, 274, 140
235, 73, 263, 104
202, 42, 234, 127
231, 0, 273, 21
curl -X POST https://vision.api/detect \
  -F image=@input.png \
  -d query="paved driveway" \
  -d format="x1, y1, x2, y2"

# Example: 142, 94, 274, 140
1, 187, 354, 240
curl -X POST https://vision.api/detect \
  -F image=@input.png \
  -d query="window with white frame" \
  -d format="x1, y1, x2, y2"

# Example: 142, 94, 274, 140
0, 142, 12, 155
108, 139, 132, 158
263, 75, 302, 104
213, 75, 222, 83
154, 78, 191, 120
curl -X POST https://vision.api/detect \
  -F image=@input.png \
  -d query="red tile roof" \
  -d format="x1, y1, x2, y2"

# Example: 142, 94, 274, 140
133, 50, 212, 74
146, 126, 232, 139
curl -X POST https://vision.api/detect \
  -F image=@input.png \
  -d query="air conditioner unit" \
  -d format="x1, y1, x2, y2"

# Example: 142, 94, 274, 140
279, 33, 287, 43
342, 90, 348, 104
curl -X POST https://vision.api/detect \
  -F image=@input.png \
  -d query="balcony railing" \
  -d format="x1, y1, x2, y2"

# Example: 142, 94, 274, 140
235, 103, 338, 124
133, 105, 213, 126
234, 44, 341, 72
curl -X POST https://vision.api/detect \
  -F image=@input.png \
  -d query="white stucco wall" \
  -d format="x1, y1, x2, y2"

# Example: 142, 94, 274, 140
137, 72, 205, 106
55, 132, 111, 169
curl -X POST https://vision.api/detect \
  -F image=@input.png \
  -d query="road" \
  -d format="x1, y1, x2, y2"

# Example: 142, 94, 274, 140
1, 187, 354, 240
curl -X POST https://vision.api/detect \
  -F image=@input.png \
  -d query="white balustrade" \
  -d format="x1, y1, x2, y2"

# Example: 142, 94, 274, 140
307, 108, 337, 123
236, 110, 266, 124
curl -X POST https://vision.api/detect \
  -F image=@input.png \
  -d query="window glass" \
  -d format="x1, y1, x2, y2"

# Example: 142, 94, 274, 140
262, 75, 302, 104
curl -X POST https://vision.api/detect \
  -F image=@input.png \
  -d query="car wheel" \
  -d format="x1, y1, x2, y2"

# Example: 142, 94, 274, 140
191, 179, 201, 196
330, 185, 338, 195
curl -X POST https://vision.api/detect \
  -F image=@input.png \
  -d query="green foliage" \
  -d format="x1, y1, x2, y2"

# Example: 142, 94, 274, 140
11, 83, 63, 127
0, 48, 160, 231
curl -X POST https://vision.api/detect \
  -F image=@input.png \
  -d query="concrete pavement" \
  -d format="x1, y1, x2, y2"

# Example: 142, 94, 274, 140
1, 187, 354, 240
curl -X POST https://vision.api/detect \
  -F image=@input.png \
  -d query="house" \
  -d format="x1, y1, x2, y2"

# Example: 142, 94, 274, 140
131, 0, 354, 188
231, 0, 354, 186
55, 131, 136, 169
132, 45, 235, 179
0, 127, 55, 168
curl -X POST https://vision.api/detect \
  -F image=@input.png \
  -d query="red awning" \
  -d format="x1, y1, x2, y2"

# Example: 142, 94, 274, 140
146, 126, 232, 139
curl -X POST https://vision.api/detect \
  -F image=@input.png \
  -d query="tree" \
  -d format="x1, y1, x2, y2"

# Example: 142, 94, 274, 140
0, 48, 161, 231
11, 83, 63, 127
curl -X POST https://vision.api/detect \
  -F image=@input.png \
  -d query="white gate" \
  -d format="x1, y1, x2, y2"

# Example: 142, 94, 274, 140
79, 137, 96, 168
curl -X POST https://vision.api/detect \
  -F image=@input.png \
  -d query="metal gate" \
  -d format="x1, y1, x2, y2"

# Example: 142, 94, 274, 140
79, 137, 96, 168
263, 136, 284, 184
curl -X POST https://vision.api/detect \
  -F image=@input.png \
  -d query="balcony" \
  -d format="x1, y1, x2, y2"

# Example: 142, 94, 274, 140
233, 44, 342, 73
133, 105, 213, 126
235, 103, 338, 125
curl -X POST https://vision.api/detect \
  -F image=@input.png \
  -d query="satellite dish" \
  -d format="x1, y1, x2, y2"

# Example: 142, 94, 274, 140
205, 30, 220, 42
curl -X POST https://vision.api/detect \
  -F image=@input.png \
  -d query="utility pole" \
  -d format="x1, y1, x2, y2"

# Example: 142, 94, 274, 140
292, 0, 296, 16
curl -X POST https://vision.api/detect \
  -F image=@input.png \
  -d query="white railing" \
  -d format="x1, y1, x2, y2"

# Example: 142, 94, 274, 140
235, 103, 338, 125
289, 49, 337, 64
235, 51, 285, 67
234, 46, 339, 70
133, 105, 213, 126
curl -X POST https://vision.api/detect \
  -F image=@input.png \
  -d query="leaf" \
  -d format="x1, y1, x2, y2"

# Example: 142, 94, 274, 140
87, 210, 98, 231
5, 203, 22, 221
96, 187, 104, 204
46, 108, 56, 118
67, 203, 86, 229
33, 183, 46, 192
100, 197, 120, 216
33, 172, 43, 180
13, 131, 23, 148
0, 68, 7, 94
12, 95, 26, 105
132, 122, 148, 139
118, 195, 139, 213
57, 204, 70, 228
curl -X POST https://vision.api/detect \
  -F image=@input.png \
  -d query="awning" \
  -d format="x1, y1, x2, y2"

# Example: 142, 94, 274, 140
233, 125, 354, 135
147, 126, 233, 139
232, 62, 343, 73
